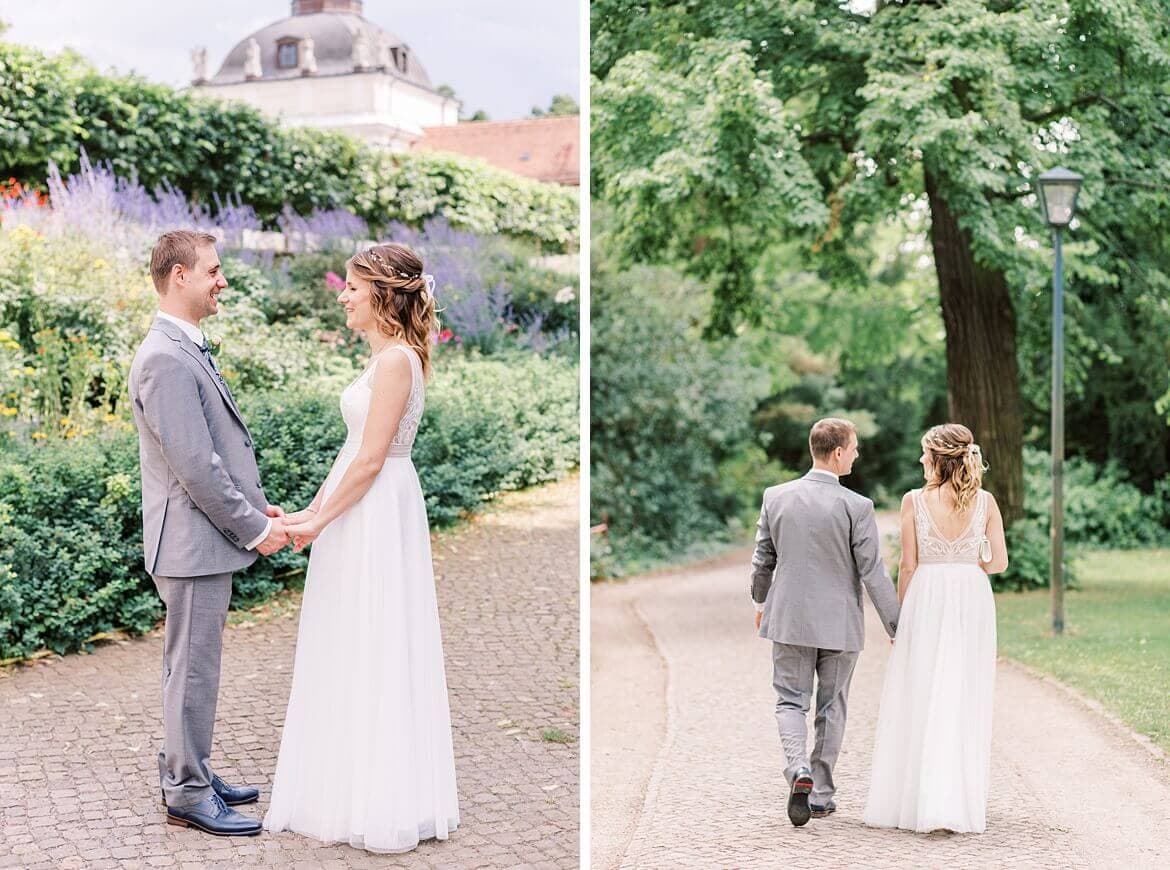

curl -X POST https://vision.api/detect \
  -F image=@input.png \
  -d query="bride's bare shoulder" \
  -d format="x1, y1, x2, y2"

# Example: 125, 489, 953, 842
369, 346, 412, 378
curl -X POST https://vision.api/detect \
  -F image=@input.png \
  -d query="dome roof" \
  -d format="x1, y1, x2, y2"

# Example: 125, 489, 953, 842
209, 12, 433, 89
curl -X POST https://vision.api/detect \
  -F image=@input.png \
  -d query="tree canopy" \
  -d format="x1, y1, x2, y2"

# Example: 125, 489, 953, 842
592, 0, 1170, 521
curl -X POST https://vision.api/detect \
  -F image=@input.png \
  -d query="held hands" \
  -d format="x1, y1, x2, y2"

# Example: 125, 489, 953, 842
755, 610, 763, 631
284, 509, 323, 554
256, 514, 290, 555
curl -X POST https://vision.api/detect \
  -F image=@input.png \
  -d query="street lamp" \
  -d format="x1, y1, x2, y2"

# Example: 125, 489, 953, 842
1037, 166, 1083, 635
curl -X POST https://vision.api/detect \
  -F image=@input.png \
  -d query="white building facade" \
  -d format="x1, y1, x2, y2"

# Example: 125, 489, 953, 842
192, 0, 458, 150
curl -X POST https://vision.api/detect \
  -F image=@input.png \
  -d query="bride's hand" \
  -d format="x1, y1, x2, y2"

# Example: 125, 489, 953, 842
285, 516, 324, 553
284, 507, 318, 525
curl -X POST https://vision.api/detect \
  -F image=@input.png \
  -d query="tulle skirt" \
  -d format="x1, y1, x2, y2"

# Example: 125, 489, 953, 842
862, 561, 996, 834
263, 454, 460, 852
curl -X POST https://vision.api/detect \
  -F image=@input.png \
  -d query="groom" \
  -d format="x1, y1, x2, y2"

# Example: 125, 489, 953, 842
128, 230, 288, 836
750, 418, 900, 827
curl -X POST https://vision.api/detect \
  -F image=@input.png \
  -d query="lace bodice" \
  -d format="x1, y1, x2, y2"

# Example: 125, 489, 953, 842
339, 344, 424, 459
912, 488, 990, 565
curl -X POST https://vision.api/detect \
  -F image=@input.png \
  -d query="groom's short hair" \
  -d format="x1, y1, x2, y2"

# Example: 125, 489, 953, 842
809, 418, 856, 459
150, 230, 218, 292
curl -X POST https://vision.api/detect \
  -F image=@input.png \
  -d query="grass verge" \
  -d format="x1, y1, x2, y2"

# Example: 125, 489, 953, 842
995, 549, 1170, 755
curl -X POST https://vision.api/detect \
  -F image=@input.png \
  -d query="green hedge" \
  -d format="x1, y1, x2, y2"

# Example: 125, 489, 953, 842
0, 41, 578, 250
0, 353, 578, 660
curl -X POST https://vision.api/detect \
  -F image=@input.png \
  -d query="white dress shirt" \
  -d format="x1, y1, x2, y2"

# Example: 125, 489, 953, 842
155, 310, 271, 551
754, 467, 840, 613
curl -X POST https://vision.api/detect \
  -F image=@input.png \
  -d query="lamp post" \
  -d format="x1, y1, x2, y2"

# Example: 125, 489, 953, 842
1036, 166, 1083, 635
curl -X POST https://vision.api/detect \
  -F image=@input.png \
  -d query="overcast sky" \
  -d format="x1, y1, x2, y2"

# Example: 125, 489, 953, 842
0, 0, 580, 120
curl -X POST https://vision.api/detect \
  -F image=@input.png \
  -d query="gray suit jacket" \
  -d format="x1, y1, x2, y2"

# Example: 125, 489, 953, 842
751, 471, 899, 652
128, 317, 270, 577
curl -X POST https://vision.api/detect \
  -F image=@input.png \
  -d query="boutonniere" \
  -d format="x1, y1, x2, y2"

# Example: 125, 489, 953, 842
208, 336, 223, 354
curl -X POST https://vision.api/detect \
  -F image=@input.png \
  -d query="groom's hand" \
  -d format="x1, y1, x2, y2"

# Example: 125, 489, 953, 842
256, 517, 290, 555
265, 504, 286, 519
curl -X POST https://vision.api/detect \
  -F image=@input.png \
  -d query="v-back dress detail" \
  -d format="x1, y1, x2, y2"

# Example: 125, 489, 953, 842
863, 489, 996, 834
263, 345, 460, 852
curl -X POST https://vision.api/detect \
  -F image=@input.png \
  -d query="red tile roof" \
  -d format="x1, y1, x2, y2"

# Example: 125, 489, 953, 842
415, 116, 579, 186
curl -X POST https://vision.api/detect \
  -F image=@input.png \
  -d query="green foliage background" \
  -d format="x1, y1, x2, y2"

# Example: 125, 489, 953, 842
589, 0, 1170, 584
0, 354, 578, 659
0, 41, 578, 250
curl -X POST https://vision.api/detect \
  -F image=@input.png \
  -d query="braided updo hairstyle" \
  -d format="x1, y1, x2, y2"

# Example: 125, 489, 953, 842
347, 243, 437, 376
922, 423, 987, 513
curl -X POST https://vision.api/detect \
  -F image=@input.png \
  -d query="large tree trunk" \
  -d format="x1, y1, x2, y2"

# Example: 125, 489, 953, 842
924, 168, 1024, 525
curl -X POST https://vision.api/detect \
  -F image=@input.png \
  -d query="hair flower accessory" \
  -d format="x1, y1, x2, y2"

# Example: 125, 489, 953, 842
968, 443, 981, 456
423, 273, 435, 295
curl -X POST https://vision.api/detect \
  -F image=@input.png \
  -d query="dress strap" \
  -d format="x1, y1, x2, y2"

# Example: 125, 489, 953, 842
911, 488, 927, 524
389, 343, 421, 370
366, 344, 420, 378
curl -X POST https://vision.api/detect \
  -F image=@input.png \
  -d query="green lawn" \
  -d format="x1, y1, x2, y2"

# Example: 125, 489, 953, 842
996, 549, 1170, 755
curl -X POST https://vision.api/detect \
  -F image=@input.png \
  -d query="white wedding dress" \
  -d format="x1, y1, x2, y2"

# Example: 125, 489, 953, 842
863, 488, 996, 834
263, 344, 460, 852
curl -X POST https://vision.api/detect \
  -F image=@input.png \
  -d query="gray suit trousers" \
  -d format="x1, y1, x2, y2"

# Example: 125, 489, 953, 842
152, 572, 233, 808
772, 642, 860, 807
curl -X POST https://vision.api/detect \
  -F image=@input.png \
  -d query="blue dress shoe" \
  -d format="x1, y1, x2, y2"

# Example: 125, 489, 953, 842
165, 793, 262, 836
160, 774, 260, 807
810, 803, 836, 818
211, 773, 260, 806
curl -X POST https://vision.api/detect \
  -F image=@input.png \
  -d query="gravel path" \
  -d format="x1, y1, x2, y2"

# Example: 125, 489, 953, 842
591, 522, 1170, 869
0, 476, 579, 869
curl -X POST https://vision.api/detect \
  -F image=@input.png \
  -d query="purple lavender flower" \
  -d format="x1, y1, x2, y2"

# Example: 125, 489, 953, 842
279, 205, 368, 252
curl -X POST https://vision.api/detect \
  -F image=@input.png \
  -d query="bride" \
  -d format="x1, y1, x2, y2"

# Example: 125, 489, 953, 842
263, 243, 460, 852
863, 423, 1008, 834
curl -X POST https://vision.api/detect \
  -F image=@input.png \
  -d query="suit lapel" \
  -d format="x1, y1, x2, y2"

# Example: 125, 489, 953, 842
152, 318, 250, 433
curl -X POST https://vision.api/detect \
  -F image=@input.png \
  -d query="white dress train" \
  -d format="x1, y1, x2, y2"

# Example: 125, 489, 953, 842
863, 488, 996, 834
263, 345, 460, 852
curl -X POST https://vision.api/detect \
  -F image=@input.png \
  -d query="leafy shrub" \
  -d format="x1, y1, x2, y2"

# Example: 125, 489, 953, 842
590, 258, 771, 568
1020, 448, 1170, 549
0, 354, 578, 659
0, 432, 160, 660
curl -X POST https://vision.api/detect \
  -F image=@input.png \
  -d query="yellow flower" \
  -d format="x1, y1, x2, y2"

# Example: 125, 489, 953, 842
23, 367, 36, 376
59, 417, 73, 427
0, 407, 17, 417
0, 330, 9, 341
94, 258, 109, 269
30, 431, 47, 440
9, 225, 41, 243
103, 413, 119, 423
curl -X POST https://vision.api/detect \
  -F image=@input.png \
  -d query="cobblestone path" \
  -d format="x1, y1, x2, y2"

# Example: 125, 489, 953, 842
1, 477, 579, 869
592, 531, 1170, 869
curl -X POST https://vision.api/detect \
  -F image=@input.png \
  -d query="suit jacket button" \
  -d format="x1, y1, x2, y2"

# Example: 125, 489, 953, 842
244, 439, 252, 447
